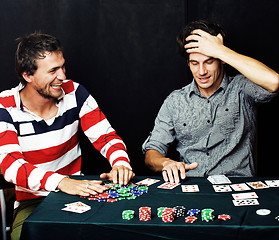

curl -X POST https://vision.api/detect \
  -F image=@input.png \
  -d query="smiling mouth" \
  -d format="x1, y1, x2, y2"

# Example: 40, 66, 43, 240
50, 83, 62, 90
198, 76, 210, 83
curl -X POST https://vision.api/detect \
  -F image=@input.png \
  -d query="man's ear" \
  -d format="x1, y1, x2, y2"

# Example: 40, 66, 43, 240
22, 72, 33, 83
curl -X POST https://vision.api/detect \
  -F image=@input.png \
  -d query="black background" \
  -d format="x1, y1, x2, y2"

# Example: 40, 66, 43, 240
0, 0, 278, 176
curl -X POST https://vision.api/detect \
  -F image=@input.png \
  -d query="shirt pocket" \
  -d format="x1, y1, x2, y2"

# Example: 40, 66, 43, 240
174, 118, 195, 146
216, 104, 240, 135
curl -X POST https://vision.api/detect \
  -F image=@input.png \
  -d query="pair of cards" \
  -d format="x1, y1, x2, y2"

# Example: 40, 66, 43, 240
212, 183, 250, 192
62, 201, 91, 213
135, 178, 181, 190
157, 182, 199, 192
232, 192, 259, 206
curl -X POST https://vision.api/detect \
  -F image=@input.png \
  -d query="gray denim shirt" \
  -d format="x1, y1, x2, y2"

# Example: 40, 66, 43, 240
142, 74, 276, 177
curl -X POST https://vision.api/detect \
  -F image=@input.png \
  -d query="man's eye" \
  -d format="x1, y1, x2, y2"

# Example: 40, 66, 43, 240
206, 60, 214, 65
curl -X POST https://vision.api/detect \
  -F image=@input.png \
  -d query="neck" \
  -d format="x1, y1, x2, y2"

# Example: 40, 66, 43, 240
20, 85, 58, 120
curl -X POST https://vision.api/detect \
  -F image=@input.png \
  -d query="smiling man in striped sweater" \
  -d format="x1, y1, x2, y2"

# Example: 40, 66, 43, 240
0, 32, 134, 240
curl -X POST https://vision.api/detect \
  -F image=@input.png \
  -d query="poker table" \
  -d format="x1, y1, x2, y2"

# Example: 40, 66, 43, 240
20, 176, 279, 240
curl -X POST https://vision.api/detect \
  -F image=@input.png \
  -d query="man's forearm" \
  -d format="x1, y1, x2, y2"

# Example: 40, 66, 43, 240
217, 46, 279, 92
145, 149, 172, 172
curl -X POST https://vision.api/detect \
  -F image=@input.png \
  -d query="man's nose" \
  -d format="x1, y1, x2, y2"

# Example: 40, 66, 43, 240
57, 68, 66, 80
199, 64, 207, 75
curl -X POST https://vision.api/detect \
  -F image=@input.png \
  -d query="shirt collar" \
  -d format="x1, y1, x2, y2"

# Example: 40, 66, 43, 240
15, 82, 66, 110
188, 72, 229, 98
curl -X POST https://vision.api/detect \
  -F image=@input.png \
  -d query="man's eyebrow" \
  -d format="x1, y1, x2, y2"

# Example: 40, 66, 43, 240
205, 57, 215, 62
188, 57, 215, 63
48, 63, 65, 73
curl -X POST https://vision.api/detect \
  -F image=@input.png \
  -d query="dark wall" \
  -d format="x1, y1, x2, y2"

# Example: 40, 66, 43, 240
0, 0, 278, 176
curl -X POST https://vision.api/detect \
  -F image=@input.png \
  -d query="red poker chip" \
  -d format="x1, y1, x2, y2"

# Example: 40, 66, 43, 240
87, 196, 97, 200
139, 206, 151, 221
162, 208, 175, 222
218, 214, 231, 221
97, 192, 109, 199
185, 216, 198, 223
107, 198, 118, 202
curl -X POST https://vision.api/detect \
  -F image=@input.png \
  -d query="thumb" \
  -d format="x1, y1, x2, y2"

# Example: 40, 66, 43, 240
185, 162, 198, 170
217, 33, 223, 43
100, 172, 111, 180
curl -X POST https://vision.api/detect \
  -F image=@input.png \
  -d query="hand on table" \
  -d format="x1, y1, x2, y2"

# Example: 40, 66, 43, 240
100, 165, 134, 185
57, 177, 106, 197
162, 160, 198, 183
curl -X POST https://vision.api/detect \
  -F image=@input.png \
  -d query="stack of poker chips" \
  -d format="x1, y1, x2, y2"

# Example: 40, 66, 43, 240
185, 208, 200, 223
86, 183, 148, 202
162, 208, 175, 222
122, 210, 135, 220
139, 207, 151, 221
173, 206, 186, 218
201, 208, 215, 222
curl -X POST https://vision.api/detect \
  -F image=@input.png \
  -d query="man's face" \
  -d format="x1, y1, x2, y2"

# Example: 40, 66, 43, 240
28, 51, 66, 99
188, 53, 223, 97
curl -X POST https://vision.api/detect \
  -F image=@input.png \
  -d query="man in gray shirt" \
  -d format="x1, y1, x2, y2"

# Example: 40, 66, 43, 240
142, 20, 279, 183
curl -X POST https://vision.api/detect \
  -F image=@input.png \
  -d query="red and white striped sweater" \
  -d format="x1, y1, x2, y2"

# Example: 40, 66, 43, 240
0, 80, 131, 201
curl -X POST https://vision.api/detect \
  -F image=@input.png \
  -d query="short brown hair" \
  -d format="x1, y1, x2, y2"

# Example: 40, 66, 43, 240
15, 32, 63, 84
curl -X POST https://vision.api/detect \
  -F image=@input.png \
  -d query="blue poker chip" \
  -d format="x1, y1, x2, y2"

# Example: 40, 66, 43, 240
132, 192, 143, 197
187, 209, 200, 216
97, 199, 106, 202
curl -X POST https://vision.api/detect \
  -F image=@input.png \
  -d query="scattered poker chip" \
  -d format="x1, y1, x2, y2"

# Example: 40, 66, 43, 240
139, 206, 151, 221
185, 216, 198, 223
97, 198, 106, 202
218, 214, 231, 221
85, 182, 149, 202
256, 209, 271, 216
107, 198, 118, 203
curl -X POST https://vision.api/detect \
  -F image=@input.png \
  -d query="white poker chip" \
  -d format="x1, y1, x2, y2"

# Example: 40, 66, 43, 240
256, 209, 271, 216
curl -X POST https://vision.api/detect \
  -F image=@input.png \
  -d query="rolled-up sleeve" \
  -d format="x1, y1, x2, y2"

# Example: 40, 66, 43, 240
240, 75, 277, 103
142, 96, 176, 156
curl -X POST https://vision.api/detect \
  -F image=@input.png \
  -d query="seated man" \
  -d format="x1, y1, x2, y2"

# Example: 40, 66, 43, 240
0, 32, 134, 240
143, 19, 278, 183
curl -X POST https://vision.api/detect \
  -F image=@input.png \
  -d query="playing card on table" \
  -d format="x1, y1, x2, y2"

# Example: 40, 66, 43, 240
207, 175, 232, 184
232, 192, 258, 200
62, 201, 91, 213
181, 184, 199, 192
157, 182, 180, 189
246, 181, 269, 189
135, 178, 160, 186
212, 184, 232, 192
265, 180, 279, 187
230, 183, 251, 191
232, 198, 259, 206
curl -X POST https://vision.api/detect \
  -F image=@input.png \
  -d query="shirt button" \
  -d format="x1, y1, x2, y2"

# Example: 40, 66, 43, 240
207, 120, 210, 123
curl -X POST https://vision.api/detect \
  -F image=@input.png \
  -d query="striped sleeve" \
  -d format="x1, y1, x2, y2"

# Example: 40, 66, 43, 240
0, 107, 65, 195
78, 86, 132, 169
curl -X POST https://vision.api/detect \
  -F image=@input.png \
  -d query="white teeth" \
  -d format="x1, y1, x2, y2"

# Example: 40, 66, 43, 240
51, 84, 62, 87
